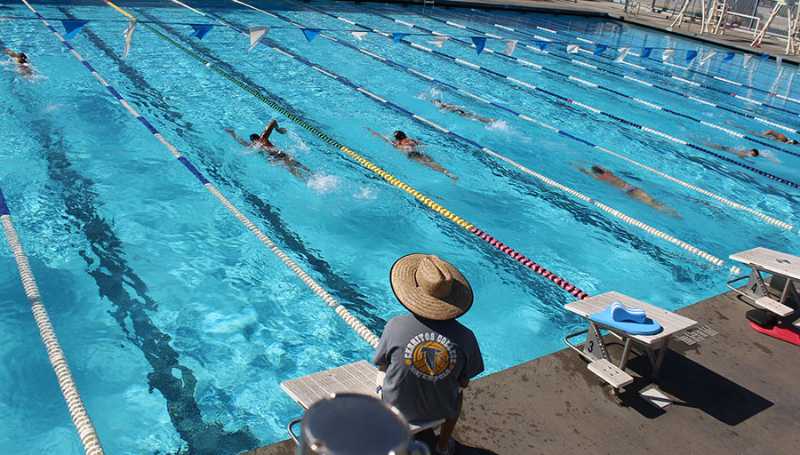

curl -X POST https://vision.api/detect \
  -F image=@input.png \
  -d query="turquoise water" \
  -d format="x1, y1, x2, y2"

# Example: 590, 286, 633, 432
1, 1, 799, 453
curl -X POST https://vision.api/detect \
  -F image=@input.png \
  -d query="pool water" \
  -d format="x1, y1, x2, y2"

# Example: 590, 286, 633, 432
1, 0, 798, 453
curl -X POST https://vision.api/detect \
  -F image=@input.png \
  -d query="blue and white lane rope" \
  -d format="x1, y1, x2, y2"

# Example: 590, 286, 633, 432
480, 20, 800, 136
162, 0, 734, 269
460, 10, 800, 116
22, 0, 380, 348
268, 1, 793, 231
289, 6, 800, 191
463, 6, 800, 111
0, 188, 105, 455
292, 1, 800, 136
118, 2, 591, 300
409, 12, 800, 159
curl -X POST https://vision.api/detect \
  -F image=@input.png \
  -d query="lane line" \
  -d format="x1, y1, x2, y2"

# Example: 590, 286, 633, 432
119, 0, 592, 299
166, 0, 736, 269
0, 189, 104, 454
26, 0, 381, 347
295, 3, 800, 189
276, 0, 791, 230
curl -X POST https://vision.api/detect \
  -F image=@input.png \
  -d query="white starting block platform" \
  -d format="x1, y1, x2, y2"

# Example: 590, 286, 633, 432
281, 361, 443, 434
728, 247, 800, 318
564, 292, 697, 390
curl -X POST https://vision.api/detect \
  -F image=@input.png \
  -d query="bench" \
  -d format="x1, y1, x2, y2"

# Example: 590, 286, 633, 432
281, 360, 444, 435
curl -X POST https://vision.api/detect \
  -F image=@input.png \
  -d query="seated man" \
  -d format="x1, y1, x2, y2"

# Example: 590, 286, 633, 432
224, 119, 310, 180
374, 254, 484, 455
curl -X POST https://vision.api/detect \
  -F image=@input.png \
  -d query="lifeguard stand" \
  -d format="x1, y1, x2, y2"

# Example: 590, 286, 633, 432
751, 0, 800, 52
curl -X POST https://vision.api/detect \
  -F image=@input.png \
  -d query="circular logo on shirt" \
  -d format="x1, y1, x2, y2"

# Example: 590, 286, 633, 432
404, 332, 457, 381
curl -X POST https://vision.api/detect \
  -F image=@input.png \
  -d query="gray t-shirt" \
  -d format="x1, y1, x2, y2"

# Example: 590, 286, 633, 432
372, 314, 484, 423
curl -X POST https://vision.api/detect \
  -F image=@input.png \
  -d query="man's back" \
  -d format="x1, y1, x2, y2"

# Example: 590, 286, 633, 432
373, 314, 484, 423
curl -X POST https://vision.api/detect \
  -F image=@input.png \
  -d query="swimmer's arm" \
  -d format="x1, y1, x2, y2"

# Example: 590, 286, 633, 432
224, 128, 250, 147
260, 119, 286, 142
368, 128, 392, 144
762, 151, 781, 164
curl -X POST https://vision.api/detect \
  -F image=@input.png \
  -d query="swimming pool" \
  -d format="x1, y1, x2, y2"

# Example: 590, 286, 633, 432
1, 0, 799, 452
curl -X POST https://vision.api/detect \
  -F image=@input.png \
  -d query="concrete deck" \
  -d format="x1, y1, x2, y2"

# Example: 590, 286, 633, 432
247, 290, 799, 454
345, 0, 800, 65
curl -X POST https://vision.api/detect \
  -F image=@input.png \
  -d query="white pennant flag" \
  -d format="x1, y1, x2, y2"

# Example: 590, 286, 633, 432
566, 44, 579, 54
743, 54, 753, 68
351, 31, 367, 41
615, 47, 630, 62
123, 19, 136, 59
699, 50, 716, 65
249, 26, 269, 51
504, 39, 518, 56
429, 35, 449, 48
661, 48, 674, 63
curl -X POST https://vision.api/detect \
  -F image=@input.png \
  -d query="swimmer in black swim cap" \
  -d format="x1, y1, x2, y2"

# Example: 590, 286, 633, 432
224, 120, 310, 180
368, 128, 458, 181
3, 48, 33, 78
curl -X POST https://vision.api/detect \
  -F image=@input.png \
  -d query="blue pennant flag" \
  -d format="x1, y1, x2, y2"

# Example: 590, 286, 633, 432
471, 36, 487, 55
392, 32, 408, 43
641, 47, 652, 59
190, 24, 213, 40
535, 41, 548, 51
302, 28, 320, 42
723, 51, 735, 62
685, 49, 698, 63
594, 44, 608, 55
62, 19, 89, 40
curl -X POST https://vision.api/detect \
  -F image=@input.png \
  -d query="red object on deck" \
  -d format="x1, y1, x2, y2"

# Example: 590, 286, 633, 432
749, 321, 800, 346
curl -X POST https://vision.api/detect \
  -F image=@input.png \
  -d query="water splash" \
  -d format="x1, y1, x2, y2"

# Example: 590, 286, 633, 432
307, 173, 340, 193
486, 119, 510, 132
354, 186, 377, 200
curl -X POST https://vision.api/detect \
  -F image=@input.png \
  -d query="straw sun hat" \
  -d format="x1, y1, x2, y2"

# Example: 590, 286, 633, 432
390, 254, 474, 321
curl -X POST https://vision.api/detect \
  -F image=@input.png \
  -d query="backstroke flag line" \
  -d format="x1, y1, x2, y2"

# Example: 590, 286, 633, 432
190, 23, 213, 40
504, 39, 517, 56
122, 19, 136, 58
471, 36, 486, 54
61, 19, 88, 39
249, 26, 268, 51
302, 28, 320, 42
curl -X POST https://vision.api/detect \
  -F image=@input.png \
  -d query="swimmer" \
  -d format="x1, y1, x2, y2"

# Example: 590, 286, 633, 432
705, 142, 761, 159
369, 128, 458, 181
3, 48, 33, 78
757, 129, 798, 145
225, 120, 310, 180
581, 165, 679, 217
432, 99, 494, 124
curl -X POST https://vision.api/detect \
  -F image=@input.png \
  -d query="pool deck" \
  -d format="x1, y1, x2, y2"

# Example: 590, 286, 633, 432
344, 0, 800, 65
247, 290, 799, 454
